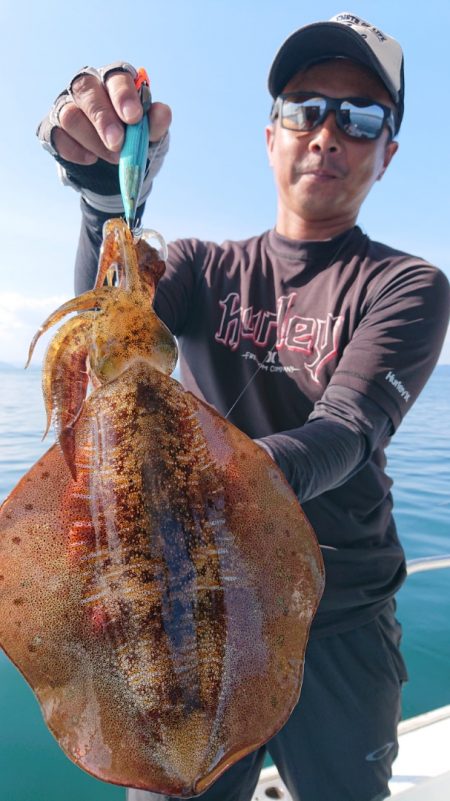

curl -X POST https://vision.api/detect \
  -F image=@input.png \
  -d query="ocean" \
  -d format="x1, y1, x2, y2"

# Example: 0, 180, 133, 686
0, 364, 449, 801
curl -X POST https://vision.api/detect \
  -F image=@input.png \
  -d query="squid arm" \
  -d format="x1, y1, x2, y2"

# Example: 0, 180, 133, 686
25, 287, 113, 369
25, 288, 110, 479
42, 314, 96, 479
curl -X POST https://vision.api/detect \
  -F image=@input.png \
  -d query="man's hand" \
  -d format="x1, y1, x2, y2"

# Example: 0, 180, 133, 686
38, 63, 172, 166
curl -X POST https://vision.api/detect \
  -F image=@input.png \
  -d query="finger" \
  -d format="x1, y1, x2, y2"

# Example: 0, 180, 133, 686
104, 72, 172, 138
70, 73, 125, 152
58, 102, 121, 164
148, 102, 172, 142
103, 71, 143, 124
52, 128, 98, 165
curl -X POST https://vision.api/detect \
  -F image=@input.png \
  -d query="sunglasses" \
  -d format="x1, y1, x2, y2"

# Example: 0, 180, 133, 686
271, 92, 396, 140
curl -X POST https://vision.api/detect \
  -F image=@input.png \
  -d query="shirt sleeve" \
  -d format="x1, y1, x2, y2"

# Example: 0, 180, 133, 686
154, 238, 208, 336
56, 134, 169, 213
256, 385, 391, 503
330, 261, 450, 430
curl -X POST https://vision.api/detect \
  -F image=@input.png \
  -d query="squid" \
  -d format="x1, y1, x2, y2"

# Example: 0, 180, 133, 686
0, 219, 324, 796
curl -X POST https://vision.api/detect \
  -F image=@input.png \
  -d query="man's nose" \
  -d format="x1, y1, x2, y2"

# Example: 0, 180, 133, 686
307, 112, 342, 154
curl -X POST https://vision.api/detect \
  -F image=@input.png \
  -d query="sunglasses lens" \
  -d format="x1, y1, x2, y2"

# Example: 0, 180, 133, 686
339, 101, 385, 139
281, 97, 326, 131
278, 95, 390, 139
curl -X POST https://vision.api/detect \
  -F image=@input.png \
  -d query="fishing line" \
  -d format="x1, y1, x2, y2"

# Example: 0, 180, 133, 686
225, 346, 277, 419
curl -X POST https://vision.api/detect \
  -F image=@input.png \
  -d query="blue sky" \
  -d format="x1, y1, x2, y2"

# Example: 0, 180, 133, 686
1, 0, 449, 364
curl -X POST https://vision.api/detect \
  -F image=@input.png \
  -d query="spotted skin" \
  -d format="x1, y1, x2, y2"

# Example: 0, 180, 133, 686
0, 219, 324, 796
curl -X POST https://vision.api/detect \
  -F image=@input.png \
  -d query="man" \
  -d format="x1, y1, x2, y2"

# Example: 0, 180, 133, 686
38, 12, 449, 801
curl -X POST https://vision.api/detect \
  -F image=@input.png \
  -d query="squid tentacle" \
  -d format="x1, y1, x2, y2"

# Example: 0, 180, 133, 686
42, 313, 93, 439
95, 219, 137, 291
25, 287, 114, 368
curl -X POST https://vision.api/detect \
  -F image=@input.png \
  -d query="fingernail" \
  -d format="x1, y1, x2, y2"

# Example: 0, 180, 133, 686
122, 99, 141, 123
105, 123, 123, 149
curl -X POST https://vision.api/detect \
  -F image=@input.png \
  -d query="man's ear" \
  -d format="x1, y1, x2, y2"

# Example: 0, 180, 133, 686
265, 124, 275, 167
378, 139, 399, 181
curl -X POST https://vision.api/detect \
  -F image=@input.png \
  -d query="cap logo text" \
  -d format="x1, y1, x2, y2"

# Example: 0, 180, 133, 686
335, 14, 388, 43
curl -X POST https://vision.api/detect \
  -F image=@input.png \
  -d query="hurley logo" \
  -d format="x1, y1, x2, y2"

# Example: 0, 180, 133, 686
385, 371, 411, 402
214, 291, 343, 383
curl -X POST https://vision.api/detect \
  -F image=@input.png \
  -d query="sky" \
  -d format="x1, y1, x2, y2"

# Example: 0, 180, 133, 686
0, 0, 449, 365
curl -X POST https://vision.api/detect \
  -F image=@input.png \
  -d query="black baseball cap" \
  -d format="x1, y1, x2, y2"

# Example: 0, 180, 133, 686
268, 12, 405, 133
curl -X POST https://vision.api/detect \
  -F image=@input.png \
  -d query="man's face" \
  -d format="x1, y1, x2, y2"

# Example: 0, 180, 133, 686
266, 59, 399, 236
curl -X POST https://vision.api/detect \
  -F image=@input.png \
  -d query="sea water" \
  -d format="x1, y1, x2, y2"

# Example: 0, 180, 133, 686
0, 364, 449, 801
